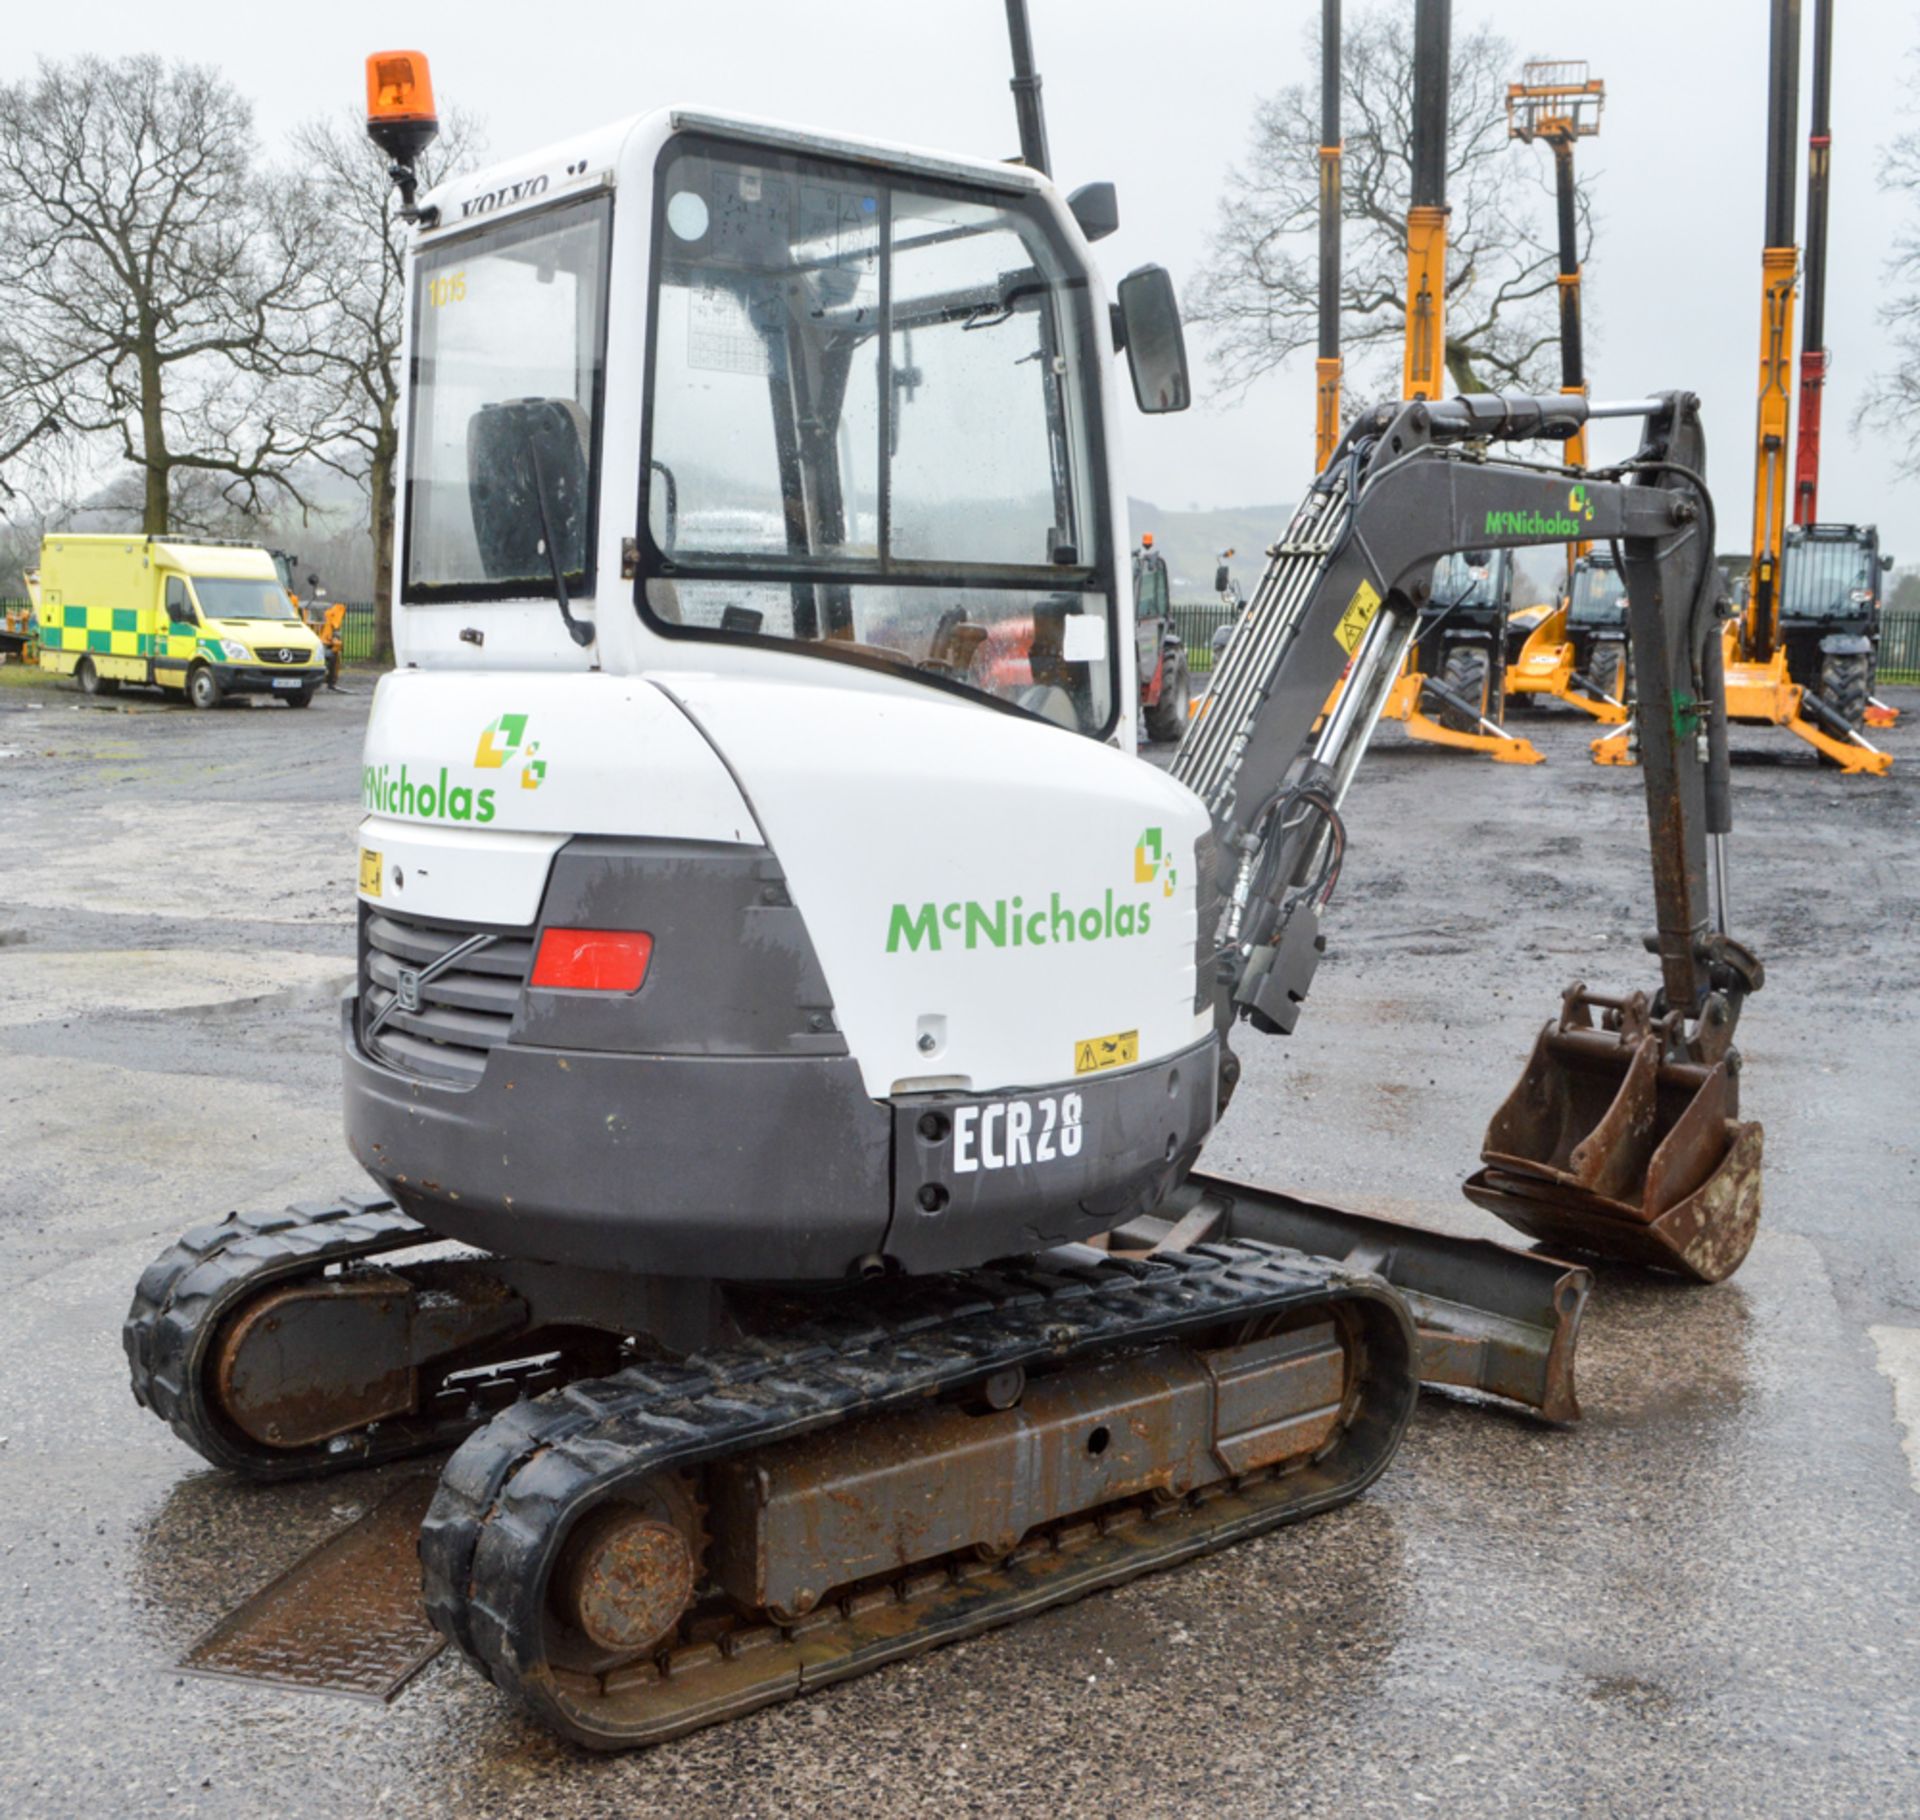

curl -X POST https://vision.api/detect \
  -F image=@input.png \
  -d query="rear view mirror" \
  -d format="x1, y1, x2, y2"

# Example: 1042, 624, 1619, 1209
1067, 181, 1119, 243
1882, 553, 1895, 572
1116, 266, 1191, 414
1213, 565, 1230, 594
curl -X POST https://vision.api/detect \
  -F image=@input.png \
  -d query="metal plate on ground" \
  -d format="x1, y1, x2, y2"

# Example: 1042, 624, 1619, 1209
182, 1477, 441, 1702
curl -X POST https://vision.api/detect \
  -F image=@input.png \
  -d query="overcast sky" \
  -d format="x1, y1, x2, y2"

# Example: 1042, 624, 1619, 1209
14, 1, 1920, 551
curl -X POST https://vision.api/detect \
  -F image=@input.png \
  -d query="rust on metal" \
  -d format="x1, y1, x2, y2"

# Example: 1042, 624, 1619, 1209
212, 1263, 528, 1449
182, 1477, 442, 1701
552, 1480, 703, 1657
705, 1330, 1350, 1620
1469, 986, 1763, 1283
213, 1272, 417, 1448
1160, 1175, 1590, 1423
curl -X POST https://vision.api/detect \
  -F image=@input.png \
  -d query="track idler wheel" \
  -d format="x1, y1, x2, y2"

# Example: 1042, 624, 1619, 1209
1463, 986, 1762, 1284
548, 1475, 706, 1670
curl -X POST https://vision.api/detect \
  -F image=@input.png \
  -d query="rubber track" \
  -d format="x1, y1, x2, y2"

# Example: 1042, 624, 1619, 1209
422, 1239, 1417, 1748
124, 1194, 462, 1481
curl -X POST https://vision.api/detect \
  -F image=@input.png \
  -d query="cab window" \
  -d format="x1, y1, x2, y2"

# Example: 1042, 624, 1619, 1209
165, 578, 194, 623
639, 137, 1114, 736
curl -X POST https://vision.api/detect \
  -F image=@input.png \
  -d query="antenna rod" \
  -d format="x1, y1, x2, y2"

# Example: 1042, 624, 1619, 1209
1004, 0, 1052, 177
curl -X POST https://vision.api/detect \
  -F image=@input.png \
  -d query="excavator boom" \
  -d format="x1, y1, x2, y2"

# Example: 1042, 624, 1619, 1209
1180, 389, 1763, 1280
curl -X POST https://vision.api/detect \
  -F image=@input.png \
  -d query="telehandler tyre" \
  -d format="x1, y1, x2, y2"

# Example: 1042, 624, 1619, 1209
1588, 643, 1623, 705
1816, 651, 1869, 733
1144, 654, 1191, 742
1439, 647, 1491, 733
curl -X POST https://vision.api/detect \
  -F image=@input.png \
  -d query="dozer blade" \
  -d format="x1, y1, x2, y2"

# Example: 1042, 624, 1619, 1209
1463, 988, 1762, 1284
1117, 1175, 1589, 1423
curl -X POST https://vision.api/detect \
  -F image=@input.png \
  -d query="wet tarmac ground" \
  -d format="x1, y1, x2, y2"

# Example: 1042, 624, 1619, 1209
1, 673, 1916, 1818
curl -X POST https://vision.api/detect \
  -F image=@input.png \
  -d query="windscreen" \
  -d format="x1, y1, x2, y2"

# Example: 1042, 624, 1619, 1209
1431, 550, 1508, 611
1568, 560, 1627, 627
404, 195, 611, 598
192, 577, 299, 621
1781, 535, 1876, 619
641, 139, 1112, 735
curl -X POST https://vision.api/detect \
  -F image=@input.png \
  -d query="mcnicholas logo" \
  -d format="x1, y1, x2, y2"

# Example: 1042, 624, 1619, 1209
1483, 484, 1596, 541
474, 713, 546, 789
361, 714, 547, 826
362, 762, 498, 825
886, 828, 1174, 954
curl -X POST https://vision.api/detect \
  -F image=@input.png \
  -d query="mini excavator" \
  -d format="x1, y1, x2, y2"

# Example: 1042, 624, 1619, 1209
126, 26, 1763, 1752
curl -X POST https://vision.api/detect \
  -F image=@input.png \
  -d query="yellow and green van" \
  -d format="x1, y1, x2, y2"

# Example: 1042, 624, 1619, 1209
33, 535, 327, 709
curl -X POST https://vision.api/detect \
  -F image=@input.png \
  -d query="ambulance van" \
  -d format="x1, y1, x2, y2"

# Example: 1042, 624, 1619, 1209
34, 535, 327, 708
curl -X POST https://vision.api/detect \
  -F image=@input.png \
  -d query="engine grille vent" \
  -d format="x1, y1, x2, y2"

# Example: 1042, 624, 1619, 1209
360, 910, 532, 1085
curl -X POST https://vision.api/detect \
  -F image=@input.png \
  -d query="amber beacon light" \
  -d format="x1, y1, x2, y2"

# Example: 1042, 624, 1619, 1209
365, 50, 440, 221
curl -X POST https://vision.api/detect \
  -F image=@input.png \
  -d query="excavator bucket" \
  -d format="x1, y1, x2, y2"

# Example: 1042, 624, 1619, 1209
1463, 988, 1762, 1284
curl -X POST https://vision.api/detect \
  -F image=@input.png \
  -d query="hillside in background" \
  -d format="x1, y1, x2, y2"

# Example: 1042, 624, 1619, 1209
1125, 498, 1290, 599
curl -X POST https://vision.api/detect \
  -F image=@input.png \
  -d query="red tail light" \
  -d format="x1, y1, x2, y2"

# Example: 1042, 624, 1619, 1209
530, 928, 653, 992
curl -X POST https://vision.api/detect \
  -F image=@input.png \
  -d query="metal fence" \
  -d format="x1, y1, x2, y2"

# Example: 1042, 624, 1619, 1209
1170, 602, 1239, 673
338, 602, 379, 661
1882, 607, 1920, 685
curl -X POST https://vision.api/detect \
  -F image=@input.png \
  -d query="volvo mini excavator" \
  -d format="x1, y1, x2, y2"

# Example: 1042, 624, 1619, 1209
124, 43, 1764, 1751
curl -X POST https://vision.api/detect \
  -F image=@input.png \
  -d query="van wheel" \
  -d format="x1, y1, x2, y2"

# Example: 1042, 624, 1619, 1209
285, 686, 316, 709
77, 657, 120, 697
187, 664, 222, 711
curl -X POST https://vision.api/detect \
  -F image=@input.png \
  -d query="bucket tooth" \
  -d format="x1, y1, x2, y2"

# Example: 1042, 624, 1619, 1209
1463, 989, 1762, 1284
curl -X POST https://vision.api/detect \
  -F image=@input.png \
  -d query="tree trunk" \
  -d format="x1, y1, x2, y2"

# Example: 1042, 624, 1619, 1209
138, 336, 171, 533
1444, 341, 1488, 395
370, 412, 397, 665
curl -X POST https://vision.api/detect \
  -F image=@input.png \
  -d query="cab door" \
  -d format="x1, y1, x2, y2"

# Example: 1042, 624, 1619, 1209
155, 576, 200, 691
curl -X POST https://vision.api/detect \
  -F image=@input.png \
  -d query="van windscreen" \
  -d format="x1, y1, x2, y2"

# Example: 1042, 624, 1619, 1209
192, 578, 299, 620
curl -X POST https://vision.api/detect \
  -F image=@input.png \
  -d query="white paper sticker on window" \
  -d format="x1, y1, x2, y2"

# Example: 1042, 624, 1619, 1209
1063, 616, 1107, 662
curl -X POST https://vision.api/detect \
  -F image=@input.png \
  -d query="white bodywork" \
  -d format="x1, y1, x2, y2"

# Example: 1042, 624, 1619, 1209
358, 106, 1213, 1099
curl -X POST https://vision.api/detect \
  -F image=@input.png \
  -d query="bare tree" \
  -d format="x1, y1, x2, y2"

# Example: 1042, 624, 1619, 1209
0, 56, 339, 535
1860, 118, 1920, 474
294, 108, 485, 663
1187, 5, 1593, 400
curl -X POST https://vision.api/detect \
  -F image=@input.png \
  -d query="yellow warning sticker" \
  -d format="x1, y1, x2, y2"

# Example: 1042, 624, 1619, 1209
1075, 1029, 1139, 1075
1333, 578, 1384, 655
358, 848, 383, 898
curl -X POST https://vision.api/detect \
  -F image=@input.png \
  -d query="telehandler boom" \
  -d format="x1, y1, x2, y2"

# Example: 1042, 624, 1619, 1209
125, 43, 1761, 1751
1596, 0, 1890, 773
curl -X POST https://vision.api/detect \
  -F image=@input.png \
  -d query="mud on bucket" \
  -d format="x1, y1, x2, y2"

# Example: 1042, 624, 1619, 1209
1462, 989, 1762, 1285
